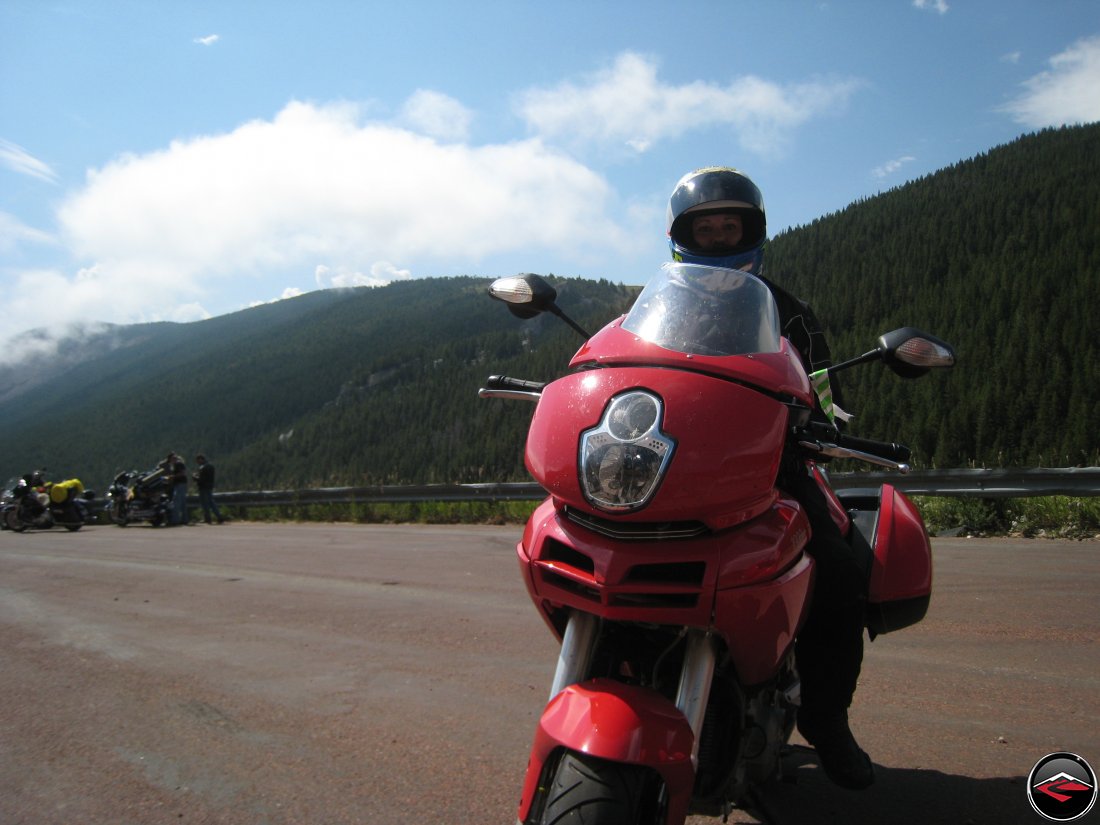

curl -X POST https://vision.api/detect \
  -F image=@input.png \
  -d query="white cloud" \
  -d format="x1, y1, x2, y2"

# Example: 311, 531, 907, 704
400, 90, 472, 142
912, 0, 949, 14
194, 34, 219, 46
165, 302, 211, 323
369, 261, 412, 282
315, 261, 411, 289
0, 211, 54, 252
57, 99, 621, 274
0, 98, 625, 345
0, 139, 58, 183
0, 320, 113, 365
872, 155, 916, 179
1, 264, 208, 352
249, 286, 305, 308
515, 52, 863, 157
1000, 35, 1100, 127
1, 55, 869, 347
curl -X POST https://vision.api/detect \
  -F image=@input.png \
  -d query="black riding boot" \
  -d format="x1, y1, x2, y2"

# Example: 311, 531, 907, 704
795, 634, 875, 789
795, 520, 875, 786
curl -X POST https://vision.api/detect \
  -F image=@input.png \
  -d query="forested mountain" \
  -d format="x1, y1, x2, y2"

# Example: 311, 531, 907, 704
768, 123, 1099, 468
0, 278, 637, 490
1, 123, 1097, 493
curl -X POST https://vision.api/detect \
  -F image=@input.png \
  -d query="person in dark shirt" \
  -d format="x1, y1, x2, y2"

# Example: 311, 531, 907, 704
193, 454, 225, 525
166, 452, 189, 526
665, 166, 873, 790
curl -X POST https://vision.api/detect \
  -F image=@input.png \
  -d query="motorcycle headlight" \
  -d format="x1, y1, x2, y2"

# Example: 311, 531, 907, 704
580, 390, 675, 512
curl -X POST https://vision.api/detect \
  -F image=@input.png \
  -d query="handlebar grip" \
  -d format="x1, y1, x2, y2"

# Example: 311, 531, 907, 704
485, 374, 546, 393
835, 434, 912, 464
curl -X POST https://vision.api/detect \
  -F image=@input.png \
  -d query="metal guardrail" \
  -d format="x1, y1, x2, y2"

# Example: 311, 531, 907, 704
208, 468, 1100, 510
210, 482, 542, 509
829, 467, 1100, 498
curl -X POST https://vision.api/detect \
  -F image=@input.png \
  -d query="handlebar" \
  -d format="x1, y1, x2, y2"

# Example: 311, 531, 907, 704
834, 433, 912, 464
478, 374, 545, 402
799, 422, 913, 472
484, 375, 547, 393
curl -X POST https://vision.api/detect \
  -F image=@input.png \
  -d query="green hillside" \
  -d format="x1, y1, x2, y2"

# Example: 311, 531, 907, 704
768, 123, 1099, 468
1, 123, 1097, 493
0, 277, 637, 491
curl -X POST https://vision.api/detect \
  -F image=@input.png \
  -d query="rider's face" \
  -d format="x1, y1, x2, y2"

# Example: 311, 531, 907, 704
691, 212, 743, 251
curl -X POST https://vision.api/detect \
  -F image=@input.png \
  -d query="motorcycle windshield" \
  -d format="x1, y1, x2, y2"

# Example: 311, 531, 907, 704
621, 262, 781, 357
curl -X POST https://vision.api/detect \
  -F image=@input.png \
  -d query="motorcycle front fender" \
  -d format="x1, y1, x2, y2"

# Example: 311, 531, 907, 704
518, 678, 695, 825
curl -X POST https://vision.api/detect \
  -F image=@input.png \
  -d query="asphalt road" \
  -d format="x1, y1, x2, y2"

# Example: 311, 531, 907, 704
0, 523, 1096, 825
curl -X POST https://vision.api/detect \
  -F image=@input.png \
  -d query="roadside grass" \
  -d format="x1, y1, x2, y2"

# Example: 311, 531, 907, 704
223, 496, 1100, 538
915, 495, 1100, 538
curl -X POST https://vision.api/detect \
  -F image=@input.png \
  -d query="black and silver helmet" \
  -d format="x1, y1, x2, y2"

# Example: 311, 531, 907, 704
666, 166, 767, 273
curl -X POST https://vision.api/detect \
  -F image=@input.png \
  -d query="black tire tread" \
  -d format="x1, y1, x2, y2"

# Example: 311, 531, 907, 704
539, 752, 659, 825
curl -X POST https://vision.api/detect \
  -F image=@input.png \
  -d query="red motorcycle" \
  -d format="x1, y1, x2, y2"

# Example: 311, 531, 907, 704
481, 263, 955, 825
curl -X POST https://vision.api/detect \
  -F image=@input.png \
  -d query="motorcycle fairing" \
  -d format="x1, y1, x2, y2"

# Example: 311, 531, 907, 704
516, 495, 815, 685
810, 462, 853, 536
525, 367, 793, 532
568, 318, 815, 407
517, 679, 696, 825
514, 494, 815, 823
712, 549, 814, 686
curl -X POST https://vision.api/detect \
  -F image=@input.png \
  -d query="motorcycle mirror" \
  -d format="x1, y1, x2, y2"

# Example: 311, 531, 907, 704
877, 328, 956, 378
487, 273, 591, 339
489, 274, 559, 320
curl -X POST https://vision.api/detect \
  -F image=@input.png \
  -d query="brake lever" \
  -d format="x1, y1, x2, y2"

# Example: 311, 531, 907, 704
797, 440, 911, 473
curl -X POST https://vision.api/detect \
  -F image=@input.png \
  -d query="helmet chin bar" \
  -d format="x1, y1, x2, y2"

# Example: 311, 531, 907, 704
669, 241, 765, 276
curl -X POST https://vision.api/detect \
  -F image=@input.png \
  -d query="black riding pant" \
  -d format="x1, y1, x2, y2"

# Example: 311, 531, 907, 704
783, 465, 868, 716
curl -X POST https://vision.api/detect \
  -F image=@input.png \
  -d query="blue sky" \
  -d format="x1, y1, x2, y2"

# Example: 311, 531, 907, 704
1, 1, 1098, 352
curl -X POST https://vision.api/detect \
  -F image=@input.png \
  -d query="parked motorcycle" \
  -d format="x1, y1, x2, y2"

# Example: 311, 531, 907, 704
481, 264, 955, 824
104, 467, 171, 527
2, 470, 96, 532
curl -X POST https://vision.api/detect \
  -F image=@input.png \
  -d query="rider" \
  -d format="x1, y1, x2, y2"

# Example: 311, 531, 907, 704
667, 166, 875, 790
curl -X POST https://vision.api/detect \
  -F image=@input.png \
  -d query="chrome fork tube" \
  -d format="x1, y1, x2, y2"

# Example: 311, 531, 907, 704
675, 631, 717, 766
549, 610, 600, 700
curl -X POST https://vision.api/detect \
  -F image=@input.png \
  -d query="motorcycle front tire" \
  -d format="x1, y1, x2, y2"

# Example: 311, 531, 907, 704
537, 751, 667, 825
5, 509, 26, 532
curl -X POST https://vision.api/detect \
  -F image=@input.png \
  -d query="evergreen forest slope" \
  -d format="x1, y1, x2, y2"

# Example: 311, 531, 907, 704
0, 123, 1097, 493
768, 123, 1099, 469
0, 278, 638, 490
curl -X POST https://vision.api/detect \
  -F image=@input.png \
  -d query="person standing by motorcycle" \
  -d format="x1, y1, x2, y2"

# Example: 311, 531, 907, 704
193, 454, 225, 524
666, 166, 875, 790
167, 452, 189, 525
